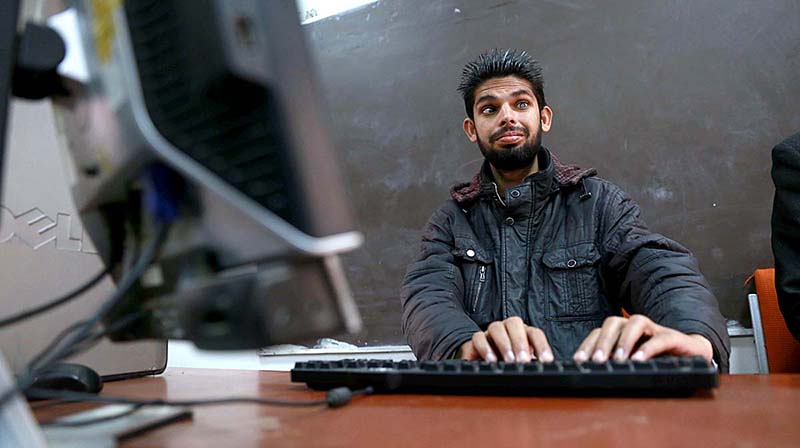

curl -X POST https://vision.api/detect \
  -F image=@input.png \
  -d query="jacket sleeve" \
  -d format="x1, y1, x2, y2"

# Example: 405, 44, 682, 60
400, 205, 481, 360
599, 184, 731, 372
772, 132, 800, 342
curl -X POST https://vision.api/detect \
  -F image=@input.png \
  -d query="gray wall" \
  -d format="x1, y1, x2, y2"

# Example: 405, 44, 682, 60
304, 0, 800, 346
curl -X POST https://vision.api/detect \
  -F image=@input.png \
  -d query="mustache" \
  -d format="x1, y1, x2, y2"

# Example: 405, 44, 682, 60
489, 125, 529, 143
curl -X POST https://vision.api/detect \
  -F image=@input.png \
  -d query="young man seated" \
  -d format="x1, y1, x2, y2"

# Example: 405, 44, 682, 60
400, 49, 730, 370
772, 131, 800, 342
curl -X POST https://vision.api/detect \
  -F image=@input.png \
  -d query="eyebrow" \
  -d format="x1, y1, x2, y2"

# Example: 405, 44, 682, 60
510, 89, 533, 98
475, 89, 534, 106
475, 94, 498, 105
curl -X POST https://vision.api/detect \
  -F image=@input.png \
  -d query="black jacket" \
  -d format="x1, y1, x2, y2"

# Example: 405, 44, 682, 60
401, 149, 730, 371
772, 132, 800, 342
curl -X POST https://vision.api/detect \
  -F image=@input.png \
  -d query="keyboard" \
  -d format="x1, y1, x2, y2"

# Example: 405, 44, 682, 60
291, 356, 718, 396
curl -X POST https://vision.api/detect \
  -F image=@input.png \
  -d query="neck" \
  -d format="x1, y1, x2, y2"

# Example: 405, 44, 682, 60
490, 156, 540, 197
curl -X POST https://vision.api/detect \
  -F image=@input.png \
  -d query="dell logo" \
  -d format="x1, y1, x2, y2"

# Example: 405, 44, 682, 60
0, 205, 97, 254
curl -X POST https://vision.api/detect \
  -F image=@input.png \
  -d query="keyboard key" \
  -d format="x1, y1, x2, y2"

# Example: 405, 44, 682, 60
583, 362, 609, 372
654, 358, 678, 369
420, 361, 440, 372
610, 361, 631, 372
478, 362, 495, 372
542, 363, 560, 372
460, 362, 477, 373
561, 361, 580, 372
397, 361, 413, 370
690, 357, 711, 369
522, 363, 540, 372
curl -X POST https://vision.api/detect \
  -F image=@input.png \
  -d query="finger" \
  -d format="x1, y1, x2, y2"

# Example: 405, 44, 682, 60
573, 328, 601, 363
614, 315, 653, 361
631, 332, 681, 362
504, 317, 531, 362
526, 327, 554, 362
471, 332, 498, 362
458, 341, 480, 360
487, 321, 515, 362
591, 317, 628, 362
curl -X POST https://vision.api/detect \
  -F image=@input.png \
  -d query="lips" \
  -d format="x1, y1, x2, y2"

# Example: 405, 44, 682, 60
496, 132, 524, 144
490, 126, 528, 145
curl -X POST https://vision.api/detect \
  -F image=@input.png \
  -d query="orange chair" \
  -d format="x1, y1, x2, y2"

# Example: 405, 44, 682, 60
748, 268, 800, 373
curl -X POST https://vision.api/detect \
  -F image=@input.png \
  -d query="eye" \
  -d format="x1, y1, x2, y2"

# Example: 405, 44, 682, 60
481, 106, 496, 114
517, 100, 529, 109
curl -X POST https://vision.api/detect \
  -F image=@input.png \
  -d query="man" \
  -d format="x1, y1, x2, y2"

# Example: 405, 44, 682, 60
772, 131, 800, 342
400, 49, 730, 370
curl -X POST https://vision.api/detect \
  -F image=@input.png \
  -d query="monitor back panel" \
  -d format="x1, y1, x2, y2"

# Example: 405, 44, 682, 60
0, 100, 166, 379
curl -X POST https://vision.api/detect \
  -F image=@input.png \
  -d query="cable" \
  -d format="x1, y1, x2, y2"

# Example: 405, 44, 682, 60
26, 385, 374, 415
35, 385, 373, 428
28, 221, 170, 374
2, 165, 182, 412
1, 311, 139, 410
61, 311, 147, 360
0, 222, 171, 411
0, 267, 110, 328
0, 320, 91, 408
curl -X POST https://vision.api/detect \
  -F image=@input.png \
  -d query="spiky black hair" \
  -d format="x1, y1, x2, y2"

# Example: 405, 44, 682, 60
457, 49, 546, 119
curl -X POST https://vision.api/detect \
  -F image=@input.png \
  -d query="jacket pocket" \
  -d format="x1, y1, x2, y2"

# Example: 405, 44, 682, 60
542, 242, 605, 321
452, 236, 494, 321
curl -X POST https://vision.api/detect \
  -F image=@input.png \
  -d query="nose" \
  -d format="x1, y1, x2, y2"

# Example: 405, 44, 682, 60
498, 103, 517, 127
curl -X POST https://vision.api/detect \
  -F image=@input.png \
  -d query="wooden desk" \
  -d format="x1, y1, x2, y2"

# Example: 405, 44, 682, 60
35, 369, 800, 447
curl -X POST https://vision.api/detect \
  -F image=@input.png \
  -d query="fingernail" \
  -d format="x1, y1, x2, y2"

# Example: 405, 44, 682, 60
592, 350, 605, 363
505, 350, 516, 362
614, 348, 625, 361
518, 350, 531, 363
632, 351, 645, 361
575, 350, 588, 362
542, 350, 554, 363
486, 352, 498, 363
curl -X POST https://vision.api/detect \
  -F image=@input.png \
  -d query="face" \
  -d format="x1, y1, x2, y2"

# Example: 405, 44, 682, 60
463, 76, 553, 171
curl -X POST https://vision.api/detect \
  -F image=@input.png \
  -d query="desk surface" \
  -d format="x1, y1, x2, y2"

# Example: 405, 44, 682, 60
35, 369, 800, 447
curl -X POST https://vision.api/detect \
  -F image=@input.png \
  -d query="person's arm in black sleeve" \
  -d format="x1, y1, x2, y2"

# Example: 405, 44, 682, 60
400, 205, 480, 361
772, 132, 800, 342
600, 184, 731, 371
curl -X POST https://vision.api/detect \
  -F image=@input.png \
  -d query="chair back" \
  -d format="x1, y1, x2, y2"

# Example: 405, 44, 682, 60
752, 268, 800, 373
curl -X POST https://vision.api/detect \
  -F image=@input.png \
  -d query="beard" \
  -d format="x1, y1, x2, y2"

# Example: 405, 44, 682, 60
477, 124, 542, 171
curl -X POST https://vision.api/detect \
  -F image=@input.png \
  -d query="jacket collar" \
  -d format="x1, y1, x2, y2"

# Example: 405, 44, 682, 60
449, 148, 597, 206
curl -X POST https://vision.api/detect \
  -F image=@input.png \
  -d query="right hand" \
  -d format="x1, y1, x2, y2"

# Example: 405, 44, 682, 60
457, 316, 554, 363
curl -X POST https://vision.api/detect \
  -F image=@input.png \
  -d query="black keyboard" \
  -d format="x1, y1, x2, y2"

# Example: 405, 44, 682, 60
291, 356, 718, 396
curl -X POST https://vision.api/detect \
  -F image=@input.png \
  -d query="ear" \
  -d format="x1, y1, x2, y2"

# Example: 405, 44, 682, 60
540, 105, 553, 133
463, 117, 477, 142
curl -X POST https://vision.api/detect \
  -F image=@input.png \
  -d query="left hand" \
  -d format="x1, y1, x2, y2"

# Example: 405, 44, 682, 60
573, 314, 713, 363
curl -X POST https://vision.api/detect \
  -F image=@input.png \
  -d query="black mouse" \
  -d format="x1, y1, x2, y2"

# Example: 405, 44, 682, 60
27, 363, 103, 398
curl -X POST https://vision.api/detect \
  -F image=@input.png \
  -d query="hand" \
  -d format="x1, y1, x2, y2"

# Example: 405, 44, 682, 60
572, 314, 714, 363
457, 316, 554, 363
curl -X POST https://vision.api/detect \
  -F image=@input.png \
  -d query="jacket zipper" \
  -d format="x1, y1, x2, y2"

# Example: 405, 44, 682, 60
492, 183, 507, 207
471, 265, 487, 313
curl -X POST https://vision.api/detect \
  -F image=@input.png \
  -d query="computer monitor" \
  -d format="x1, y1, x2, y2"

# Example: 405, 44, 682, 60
45, 0, 363, 349
0, 0, 18, 197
